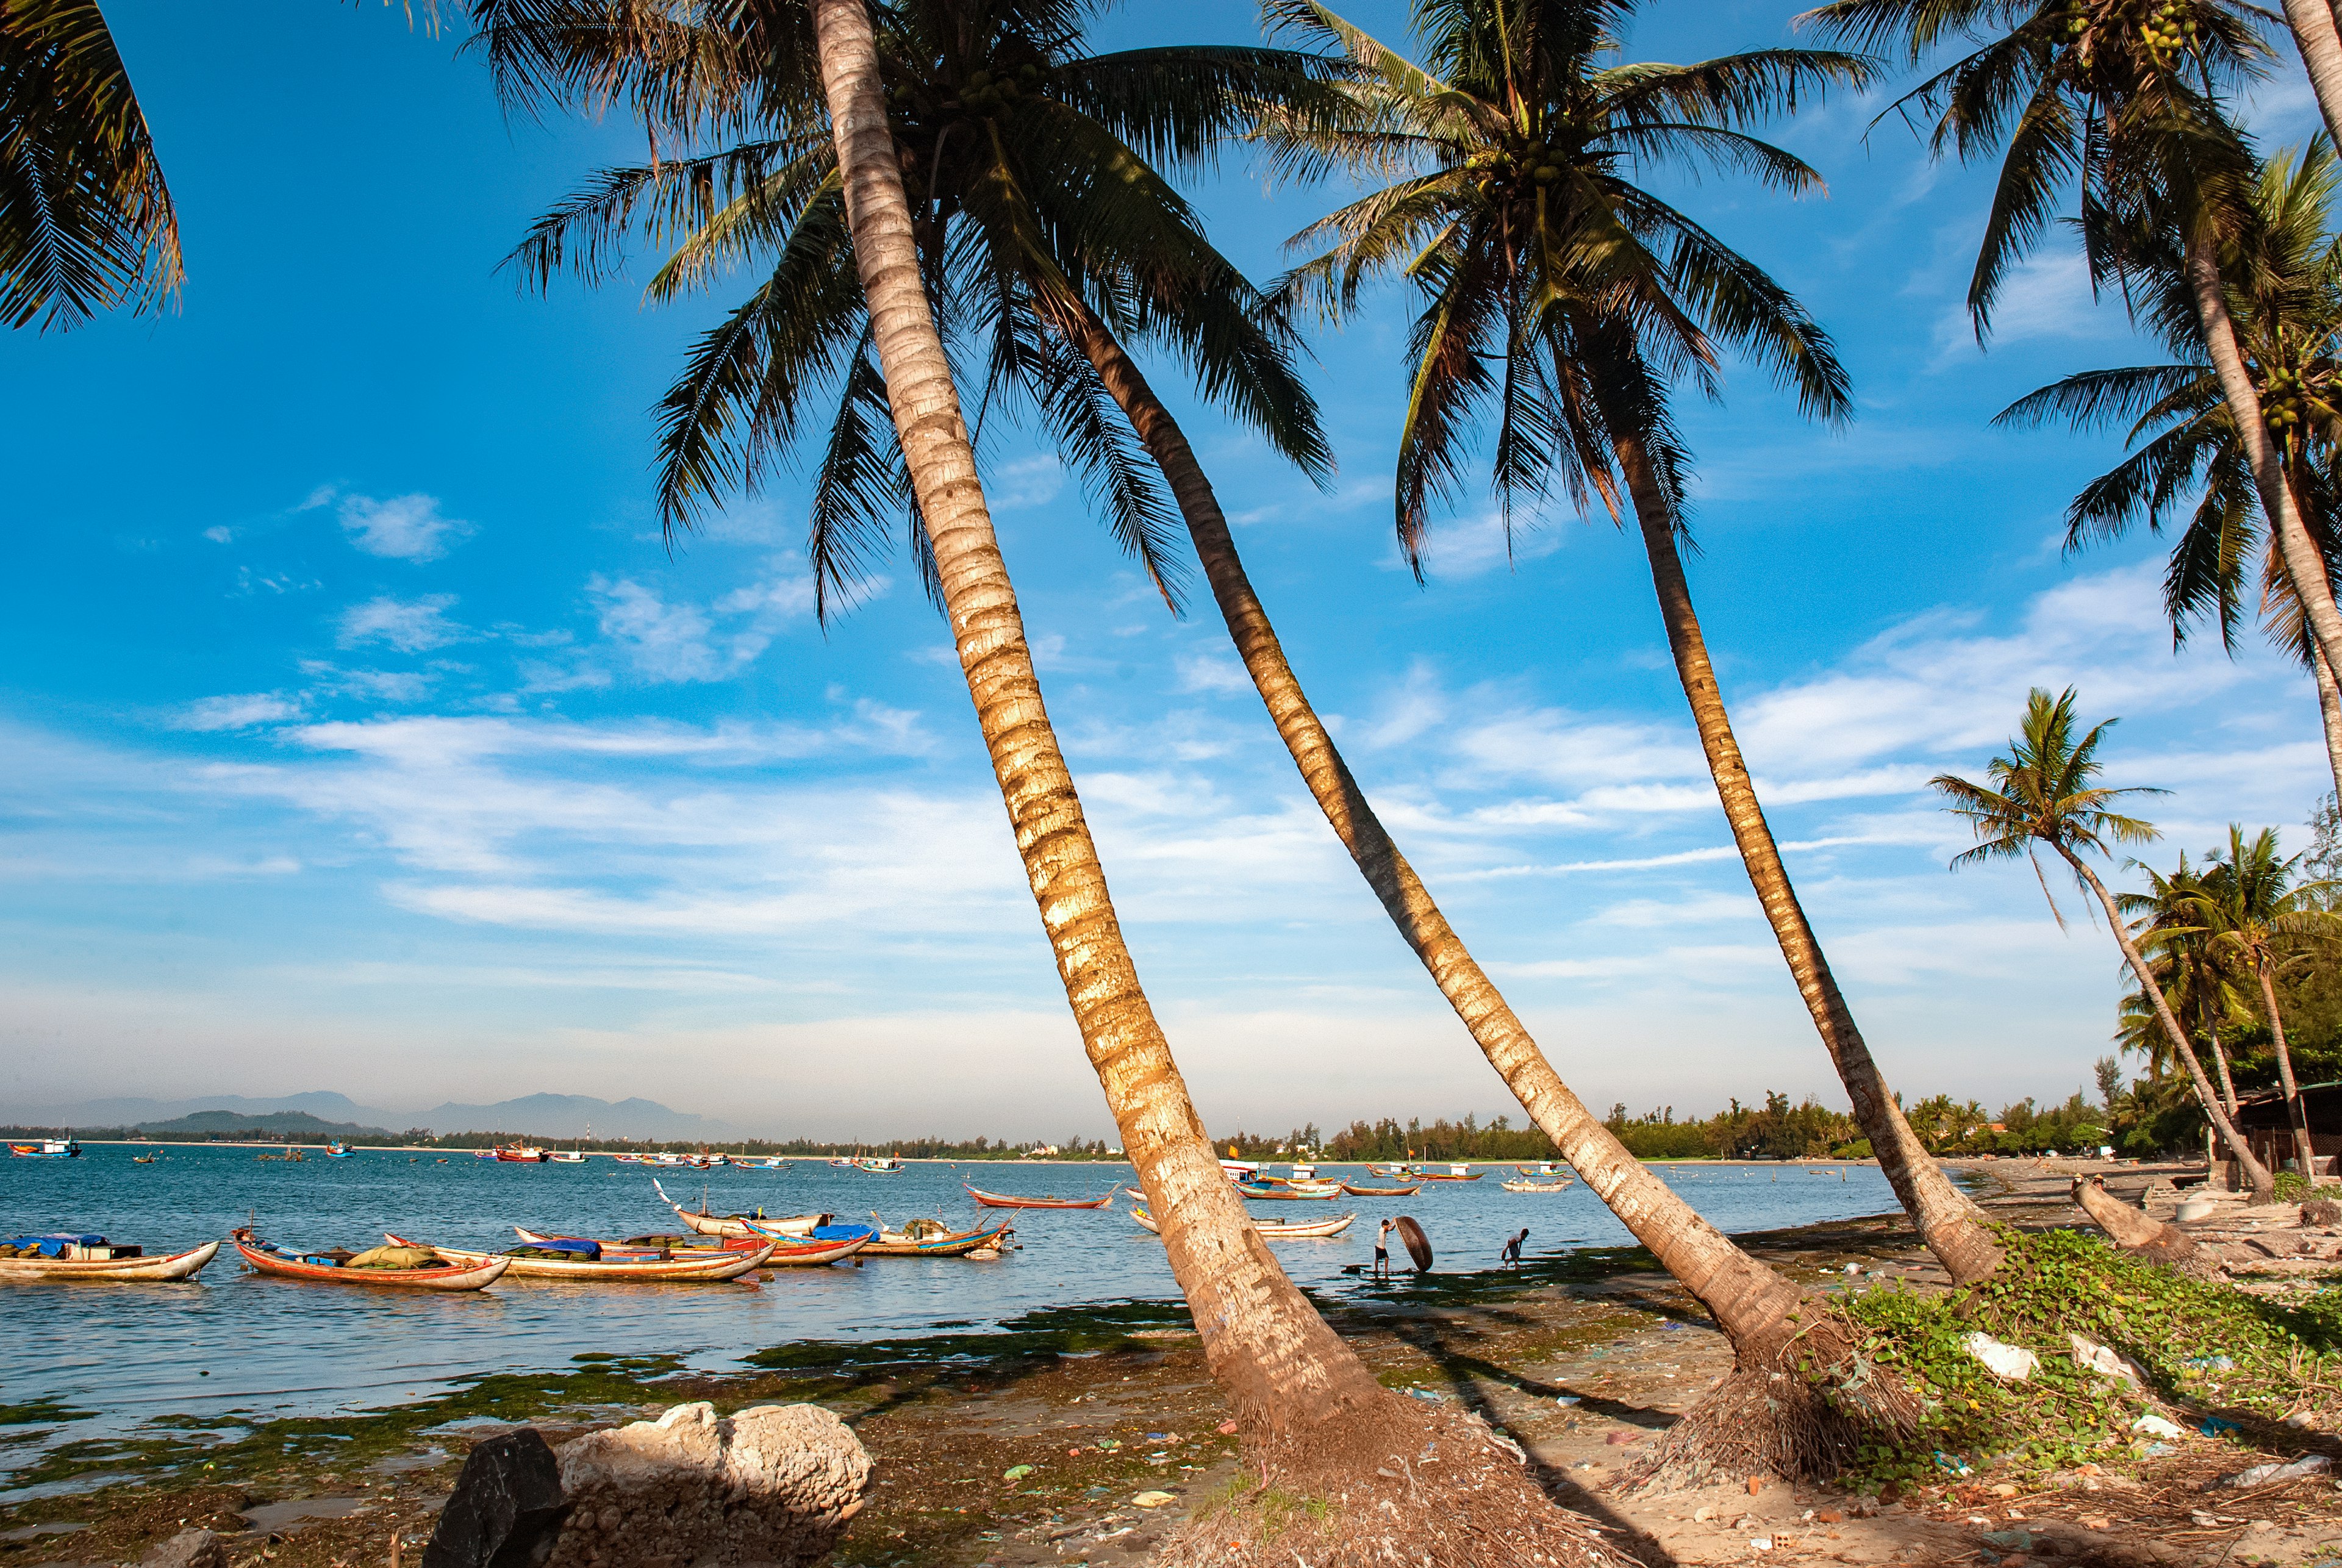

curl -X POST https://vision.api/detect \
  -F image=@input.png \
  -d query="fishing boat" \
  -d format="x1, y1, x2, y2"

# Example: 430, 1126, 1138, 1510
850, 1156, 905, 1173
1502, 1178, 1575, 1193
384, 1230, 775, 1281
1130, 1205, 1353, 1239
493, 1145, 550, 1164
325, 1141, 353, 1159
965, 1183, 1119, 1209
653, 1178, 828, 1236
670, 1222, 874, 1262
858, 1217, 1015, 1257
548, 1150, 586, 1164
230, 1230, 507, 1290
612, 1153, 646, 1165
9, 1139, 81, 1158
1233, 1181, 1342, 1201
0, 1235, 220, 1281
1514, 1162, 1566, 1177
131, 1147, 163, 1165
743, 1156, 787, 1170
1339, 1181, 1422, 1197
1413, 1164, 1483, 1181
255, 1145, 306, 1162
1218, 1158, 1259, 1181
1363, 1162, 1406, 1177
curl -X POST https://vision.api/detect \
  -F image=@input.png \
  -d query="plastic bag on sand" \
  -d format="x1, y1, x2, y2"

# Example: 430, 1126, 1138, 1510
2133, 1414, 2186, 1440
2068, 1334, 2141, 1383
1961, 1332, 2039, 1381
2217, 1455, 2331, 1489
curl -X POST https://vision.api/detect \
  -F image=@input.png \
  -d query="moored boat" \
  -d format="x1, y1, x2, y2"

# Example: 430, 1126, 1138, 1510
857, 1217, 1015, 1256
0, 1236, 220, 1281
7, 1139, 81, 1159
1130, 1205, 1353, 1239
1339, 1181, 1422, 1197
384, 1231, 773, 1281
1413, 1164, 1483, 1181
850, 1156, 905, 1173
493, 1145, 550, 1163
653, 1177, 828, 1236
1514, 1162, 1564, 1177
964, 1183, 1119, 1209
1233, 1180, 1342, 1201
324, 1141, 353, 1158
1502, 1178, 1575, 1192
231, 1231, 506, 1290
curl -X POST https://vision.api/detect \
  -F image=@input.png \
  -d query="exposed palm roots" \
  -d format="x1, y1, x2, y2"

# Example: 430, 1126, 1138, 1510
1157, 1400, 1631, 1568
1627, 1311, 1921, 1492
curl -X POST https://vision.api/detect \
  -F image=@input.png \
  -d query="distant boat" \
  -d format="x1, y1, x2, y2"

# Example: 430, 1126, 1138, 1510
850, 1156, 904, 1173
1130, 1204, 1353, 1239
1514, 1162, 1564, 1177
324, 1141, 353, 1159
8, 1139, 81, 1159
1411, 1164, 1483, 1182
493, 1145, 550, 1164
1234, 1180, 1342, 1201
255, 1145, 306, 1162
1502, 1178, 1575, 1193
547, 1126, 590, 1164
1340, 1181, 1420, 1197
965, 1183, 1119, 1210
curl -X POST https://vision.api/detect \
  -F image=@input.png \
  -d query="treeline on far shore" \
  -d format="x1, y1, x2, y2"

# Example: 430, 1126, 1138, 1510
0, 1120, 1130, 1161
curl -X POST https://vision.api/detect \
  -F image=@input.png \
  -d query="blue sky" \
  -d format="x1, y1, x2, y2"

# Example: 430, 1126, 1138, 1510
1, 1, 2329, 1139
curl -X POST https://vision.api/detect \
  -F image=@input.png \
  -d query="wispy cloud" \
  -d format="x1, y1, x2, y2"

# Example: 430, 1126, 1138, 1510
174, 693, 305, 731
338, 492, 472, 562
338, 593, 469, 653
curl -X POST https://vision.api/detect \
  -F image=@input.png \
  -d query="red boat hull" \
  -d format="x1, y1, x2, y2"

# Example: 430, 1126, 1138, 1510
965, 1183, 1119, 1209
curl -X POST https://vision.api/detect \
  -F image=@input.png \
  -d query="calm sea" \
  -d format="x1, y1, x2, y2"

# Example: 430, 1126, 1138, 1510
0, 1144, 1903, 1487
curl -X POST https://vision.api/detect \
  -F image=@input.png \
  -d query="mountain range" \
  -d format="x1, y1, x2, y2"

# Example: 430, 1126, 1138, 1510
2, 1091, 736, 1140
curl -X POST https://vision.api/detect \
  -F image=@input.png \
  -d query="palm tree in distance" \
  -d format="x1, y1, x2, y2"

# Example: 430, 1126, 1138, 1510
797, 3, 1630, 1554
2118, 854, 2246, 1110
1257, 0, 2002, 1286
1, 0, 181, 330
2197, 825, 2332, 1177
1993, 141, 2342, 800
1801, 0, 2342, 803
1930, 687, 2277, 1200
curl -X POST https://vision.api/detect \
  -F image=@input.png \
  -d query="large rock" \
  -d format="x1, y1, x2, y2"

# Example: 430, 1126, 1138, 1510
423, 1430, 570, 1568
546, 1402, 872, 1568
141, 1529, 227, 1568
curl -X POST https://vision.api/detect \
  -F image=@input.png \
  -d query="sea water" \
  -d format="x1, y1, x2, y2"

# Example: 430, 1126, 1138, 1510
0, 1144, 1904, 1484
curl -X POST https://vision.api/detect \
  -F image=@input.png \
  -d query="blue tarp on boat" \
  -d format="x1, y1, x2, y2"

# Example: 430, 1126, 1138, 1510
5, 1234, 104, 1256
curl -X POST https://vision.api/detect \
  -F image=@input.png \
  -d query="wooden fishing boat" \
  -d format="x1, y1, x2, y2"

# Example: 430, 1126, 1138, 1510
254, 1145, 306, 1162
1130, 1205, 1353, 1239
1501, 1178, 1575, 1193
324, 1142, 354, 1159
231, 1232, 506, 1290
1339, 1181, 1422, 1197
0, 1238, 220, 1281
857, 1217, 1015, 1257
965, 1183, 1119, 1209
1514, 1162, 1564, 1177
1412, 1165, 1483, 1181
1233, 1181, 1342, 1201
384, 1231, 774, 1281
532, 1225, 876, 1266
653, 1178, 827, 1236
850, 1156, 905, 1173
8, 1139, 81, 1159
493, 1145, 549, 1164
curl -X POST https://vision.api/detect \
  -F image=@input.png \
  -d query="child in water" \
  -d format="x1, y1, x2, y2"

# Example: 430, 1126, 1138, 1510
1374, 1219, 1394, 1280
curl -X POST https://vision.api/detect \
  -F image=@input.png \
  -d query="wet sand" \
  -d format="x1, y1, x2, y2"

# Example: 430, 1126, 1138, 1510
7, 1158, 2341, 1568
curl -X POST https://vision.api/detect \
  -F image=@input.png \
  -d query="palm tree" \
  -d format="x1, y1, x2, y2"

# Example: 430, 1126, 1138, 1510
1993, 141, 2342, 801
2118, 854, 2247, 1109
1802, 0, 2342, 807
1258, 0, 2002, 1286
1, 0, 181, 330
2197, 824, 2332, 1178
1930, 687, 2277, 1201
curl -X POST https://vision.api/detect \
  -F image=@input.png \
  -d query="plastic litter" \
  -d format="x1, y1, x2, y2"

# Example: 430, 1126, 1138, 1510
2199, 1417, 2242, 1439
2068, 1334, 2141, 1383
2215, 1455, 2332, 1489
2140, 1442, 2175, 1457
1402, 1387, 1449, 1403
1932, 1451, 1973, 1477
2132, 1414, 2186, 1439
1749, 1538, 1774, 1552
1002, 1465, 1034, 1481
1132, 1491, 1175, 1509
2185, 1355, 2236, 1372
1983, 1530, 2035, 1552
1555, 1395, 1581, 1407
1961, 1331, 2039, 1381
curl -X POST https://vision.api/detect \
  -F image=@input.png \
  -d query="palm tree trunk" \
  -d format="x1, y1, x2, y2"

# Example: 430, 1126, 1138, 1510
2258, 965, 2320, 1180
1053, 298, 1828, 1347
2279, 0, 2342, 155
2312, 642, 2342, 807
808, 0, 1385, 1433
1614, 435, 2004, 1282
2208, 1025, 2239, 1116
2185, 232, 2342, 706
2060, 845, 2275, 1201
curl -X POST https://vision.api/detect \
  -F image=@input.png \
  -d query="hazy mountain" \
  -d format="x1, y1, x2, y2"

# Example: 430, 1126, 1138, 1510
140, 1111, 389, 1136
4, 1092, 732, 1140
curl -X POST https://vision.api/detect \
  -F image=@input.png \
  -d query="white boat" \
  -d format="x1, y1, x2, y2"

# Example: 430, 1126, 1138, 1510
7, 1138, 81, 1159
0, 1239, 220, 1281
1130, 1204, 1353, 1239
1502, 1178, 1575, 1193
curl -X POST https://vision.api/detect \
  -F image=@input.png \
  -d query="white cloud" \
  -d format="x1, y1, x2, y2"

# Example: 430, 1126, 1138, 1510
297, 660, 435, 703
1175, 651, 1251, 695
338, 594, 468, 653
202, 525, 235, 544
1931, 250, 2127, 365
338, 493, 471, 562
174, 693, 304, 731
1403, 509, 1568, 580
988, 456, 1065, 510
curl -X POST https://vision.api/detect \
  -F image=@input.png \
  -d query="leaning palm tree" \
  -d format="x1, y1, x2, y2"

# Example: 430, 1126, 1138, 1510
1802, 0, 2342, 813
0, 0, 181, 330
1931, 687, 2276, 1201
1258, 0, 2002, 1286
2197, 824, 2332, 1177
1994, 141, 2342, 801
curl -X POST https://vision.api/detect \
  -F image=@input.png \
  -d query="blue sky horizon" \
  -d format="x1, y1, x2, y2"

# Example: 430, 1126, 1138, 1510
2, 1, 2329, 1142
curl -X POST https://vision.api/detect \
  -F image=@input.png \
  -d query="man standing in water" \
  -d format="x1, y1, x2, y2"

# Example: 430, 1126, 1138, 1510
1501, 1228, 1528, 1268
1373, 1219, 1394, 1280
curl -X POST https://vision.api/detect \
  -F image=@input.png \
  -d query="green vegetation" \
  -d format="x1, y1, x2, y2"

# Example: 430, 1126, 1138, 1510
1839, 1228, 2341, 1489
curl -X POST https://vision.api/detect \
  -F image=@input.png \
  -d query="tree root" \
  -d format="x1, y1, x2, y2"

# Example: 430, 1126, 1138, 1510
1156, 1399, 1631, 1568
1623, 1310, 1921, 1493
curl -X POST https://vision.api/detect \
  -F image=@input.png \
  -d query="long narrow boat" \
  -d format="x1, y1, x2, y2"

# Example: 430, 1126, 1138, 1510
1339, 1181, 1422, 1197
965, 1184, 1119, 1210
520, 1225, 875, 1267
1502, 1178, 1575, 1193
1131, 1205, 1353, 1239
231, 1233, 506, 1291
856, 1218, 1014, 1257
9, 1139, 81, 1158
1232, 1181, 1342, 1201
1411, 1165, 1484, 1181
0, 1239, 220, 1281
384, 1231, 773, 1281
653, 1178, 828, 1237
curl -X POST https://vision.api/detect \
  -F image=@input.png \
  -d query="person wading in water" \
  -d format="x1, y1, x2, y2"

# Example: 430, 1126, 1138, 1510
1501, 1228, 1528, 1269
1374, 1219, 1394, 1280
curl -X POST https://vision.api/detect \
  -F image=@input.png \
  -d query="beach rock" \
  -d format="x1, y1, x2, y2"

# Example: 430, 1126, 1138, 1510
141, 1528, 227, 1568
545, 1401, 872, 1568
423, 1430, 569, 1568
2302, 1198, 2341, 1226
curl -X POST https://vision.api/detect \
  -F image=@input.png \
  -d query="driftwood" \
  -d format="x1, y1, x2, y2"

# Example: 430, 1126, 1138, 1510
2070, 1177, 2216, 1278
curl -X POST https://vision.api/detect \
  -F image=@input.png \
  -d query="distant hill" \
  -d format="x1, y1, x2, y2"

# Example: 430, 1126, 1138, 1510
4, 1091, 735, 1141
140, 1111, 389, 1136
